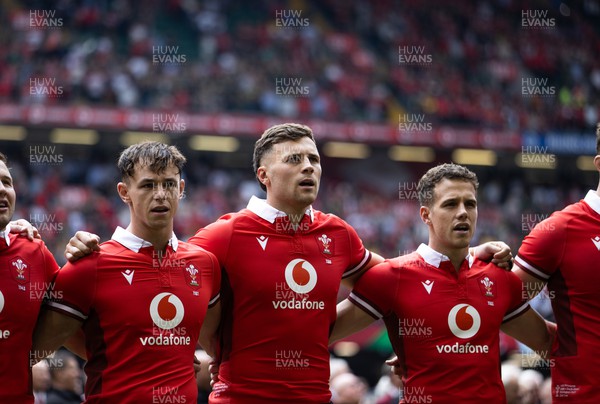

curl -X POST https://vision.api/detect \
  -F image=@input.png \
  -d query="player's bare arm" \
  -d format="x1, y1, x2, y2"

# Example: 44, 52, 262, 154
500, 308, 556, 358
65, 230, 101, 262
31, 307, 83, 364
329, 299, 376, 344
63, 329, 87, 360
198, 302, 221, 358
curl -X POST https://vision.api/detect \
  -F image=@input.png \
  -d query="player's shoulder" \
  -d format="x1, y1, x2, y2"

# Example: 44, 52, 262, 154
71, 240, 128, 267
176, 241, 219, 262
97, 239, 129, 255
6, 233, 48, 252
387, 251, 423, 270
546, 199, 589, 224
205, 209, 251, 231
312, 210, 351, 230
472, 259, 520, 283
3, 233, 52, 264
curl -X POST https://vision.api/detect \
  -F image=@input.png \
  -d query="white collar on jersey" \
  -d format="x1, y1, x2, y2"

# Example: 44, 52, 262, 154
584, 190, 600, 216
111, 226, 179, 253
0, 224, 11, 246
416, 243, 474, 268
246, 195, 314, 224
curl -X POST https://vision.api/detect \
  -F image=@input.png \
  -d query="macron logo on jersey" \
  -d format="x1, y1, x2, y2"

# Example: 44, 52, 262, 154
422, 280, 434, 294
591, 236, 600, 251
257, 235, 269, 251
121, 269, 134, 285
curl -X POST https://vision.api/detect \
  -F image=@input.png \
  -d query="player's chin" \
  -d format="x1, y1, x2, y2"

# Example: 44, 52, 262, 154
297, 191, 317, 204
452, 235, 472, 247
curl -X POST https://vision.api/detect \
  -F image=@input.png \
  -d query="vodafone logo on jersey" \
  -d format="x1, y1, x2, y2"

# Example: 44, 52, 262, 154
149, 292, 185, 330
448, 304, 481, 339
272, 259, 325, 310
0, 291, 11, 339
285, 259, 317, 294
141, 293, 191, 346
436, 304, 489, 354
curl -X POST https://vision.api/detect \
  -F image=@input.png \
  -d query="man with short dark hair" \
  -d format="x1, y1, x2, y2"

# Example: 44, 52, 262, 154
32, 142, 221, 403
0, 152, 60, 403
331, 163, 555, 403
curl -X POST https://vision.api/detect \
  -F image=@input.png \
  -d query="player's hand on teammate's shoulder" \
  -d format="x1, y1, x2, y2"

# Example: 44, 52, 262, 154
471, 241, 513, 270
8, 219, 40, 241
65, 231, 101, 262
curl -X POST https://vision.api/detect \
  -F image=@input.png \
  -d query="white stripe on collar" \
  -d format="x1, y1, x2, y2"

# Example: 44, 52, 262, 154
111, 226, 178, 253
0, 224, 11, 246
584, 190, 600, 216
246, 195, 314, 224
416, 243, 473, 268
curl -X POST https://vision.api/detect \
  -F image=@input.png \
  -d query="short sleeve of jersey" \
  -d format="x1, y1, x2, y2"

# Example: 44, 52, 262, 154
341, 219, 371, 278
188, 214, 234, 267
348, 261, 396, 319
206, 250, 221, 306
503, 269, 530, 322
35, 239, 60, 283
47, 253, 98, 321
515, 215, 566, 281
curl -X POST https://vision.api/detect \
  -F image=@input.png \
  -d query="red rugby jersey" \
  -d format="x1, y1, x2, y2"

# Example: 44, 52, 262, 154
48, 227, 220, 403
0, 229, 59, 403
515, 190, 600, 403
350, 244, 528, 404
189, 196, 371, 404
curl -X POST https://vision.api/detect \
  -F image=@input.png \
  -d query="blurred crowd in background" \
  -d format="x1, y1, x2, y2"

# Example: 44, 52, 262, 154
1, 0, 599, 131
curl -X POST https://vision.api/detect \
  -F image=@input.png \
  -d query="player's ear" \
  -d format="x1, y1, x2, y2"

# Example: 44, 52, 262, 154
117, 182, 130, 204
420, 206, 431, 225
594, 155, 600, 172
257, 166, 270, 188
178, 178, 185, 199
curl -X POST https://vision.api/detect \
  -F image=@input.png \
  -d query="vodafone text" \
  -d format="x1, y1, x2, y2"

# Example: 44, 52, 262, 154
435, 343, 489, 354
140, 334, 191, 346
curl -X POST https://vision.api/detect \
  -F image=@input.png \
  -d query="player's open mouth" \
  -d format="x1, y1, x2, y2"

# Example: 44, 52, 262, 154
453, 223, 470, 232
299, 178, 315, 187
151, 206, 169, 213
0, 200, 9, 211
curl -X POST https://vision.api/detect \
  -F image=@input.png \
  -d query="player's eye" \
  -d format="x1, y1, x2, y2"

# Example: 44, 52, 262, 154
287, 154, 301, 164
